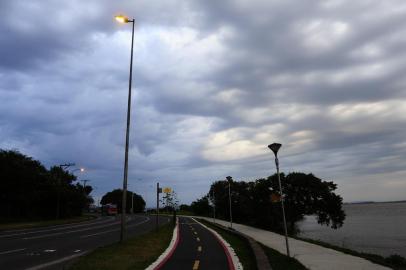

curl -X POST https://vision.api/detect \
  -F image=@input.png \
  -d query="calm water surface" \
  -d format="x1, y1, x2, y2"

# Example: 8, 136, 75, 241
298, 202, 406, 257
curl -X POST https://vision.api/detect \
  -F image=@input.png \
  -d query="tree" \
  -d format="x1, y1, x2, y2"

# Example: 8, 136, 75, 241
191, 196, 212, 216
100, 189, 145, 213
0, 149, 92, 220
161, 191, 179, 212
179, 204, 192, 212
193, 172, 345, 234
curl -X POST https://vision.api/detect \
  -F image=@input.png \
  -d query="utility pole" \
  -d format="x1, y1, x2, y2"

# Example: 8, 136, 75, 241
156, 182, 161, 230
212, 190, 216, 223
80, 179, 91, 189
226, 176, 233, 229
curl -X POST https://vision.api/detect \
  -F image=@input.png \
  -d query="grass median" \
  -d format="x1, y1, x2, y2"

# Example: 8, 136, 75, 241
70, 222, 175, 270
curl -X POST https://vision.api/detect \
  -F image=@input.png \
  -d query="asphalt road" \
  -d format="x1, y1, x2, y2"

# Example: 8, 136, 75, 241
0, 214, 170, 270
161, 217, 230, 270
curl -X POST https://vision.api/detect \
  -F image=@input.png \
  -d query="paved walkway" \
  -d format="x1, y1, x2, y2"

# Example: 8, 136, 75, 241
196, 217, 390, 270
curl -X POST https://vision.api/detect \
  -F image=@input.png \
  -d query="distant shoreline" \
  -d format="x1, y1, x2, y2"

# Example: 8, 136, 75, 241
344, 200, 406, 205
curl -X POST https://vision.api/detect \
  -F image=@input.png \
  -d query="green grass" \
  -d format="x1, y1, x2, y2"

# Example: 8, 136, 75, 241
70, 222, 175, 270
0, 214, 97, 231
295, 237, 406, 270
198, 219, 258, 270
260, 243, 308, 270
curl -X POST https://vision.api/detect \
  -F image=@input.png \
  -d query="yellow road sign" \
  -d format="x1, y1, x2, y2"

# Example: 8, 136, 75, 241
163, 187, 172, 193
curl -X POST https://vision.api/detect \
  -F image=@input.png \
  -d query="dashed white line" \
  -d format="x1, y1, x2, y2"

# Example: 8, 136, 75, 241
24, 251, 88, 270
80, 216, 150, 238
0, 248, 26, 255
193, 260, 200, 270
80, 228, 119, 238
0, 217, 114, 238
23, 220, 121, 240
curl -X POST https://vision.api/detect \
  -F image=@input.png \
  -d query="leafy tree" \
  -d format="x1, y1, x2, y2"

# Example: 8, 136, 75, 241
193, 172, 345, 234
161, 191, 179, 212
0, 149, 92, 220
179, 204, 192, 212
100, 189, 145, 213
191, 196, 212, 216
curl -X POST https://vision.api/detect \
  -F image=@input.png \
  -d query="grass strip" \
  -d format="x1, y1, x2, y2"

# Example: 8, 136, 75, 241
70, 222, 175, 270
0, 215, 97, 231
295, 237, 406, 270
198, 219, 258, 270
259, 243, 308, 270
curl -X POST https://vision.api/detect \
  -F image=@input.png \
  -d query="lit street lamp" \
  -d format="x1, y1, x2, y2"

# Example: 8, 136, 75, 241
268, 143, 290, 257
71, 167, 85, 174
226, 176, 233, 229
115, 14, 135, 243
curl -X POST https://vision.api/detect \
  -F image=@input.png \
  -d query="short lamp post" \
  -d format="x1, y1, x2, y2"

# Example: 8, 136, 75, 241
115, 14, 135, 243
268, 143, 290, 257
131, 192, 134, 214
226, 176, 233, 229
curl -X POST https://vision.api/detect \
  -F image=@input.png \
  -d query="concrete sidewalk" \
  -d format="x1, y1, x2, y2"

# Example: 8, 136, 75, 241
197, 217, 390, 270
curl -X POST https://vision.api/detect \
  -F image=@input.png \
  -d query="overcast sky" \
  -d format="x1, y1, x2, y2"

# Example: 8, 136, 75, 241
1, 0, 406, 206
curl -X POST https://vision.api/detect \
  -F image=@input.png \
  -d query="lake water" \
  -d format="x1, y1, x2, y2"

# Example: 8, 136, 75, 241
297, 202, 406, 257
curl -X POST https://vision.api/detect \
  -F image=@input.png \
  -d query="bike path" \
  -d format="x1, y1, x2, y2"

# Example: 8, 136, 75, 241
160, 217, 230, 270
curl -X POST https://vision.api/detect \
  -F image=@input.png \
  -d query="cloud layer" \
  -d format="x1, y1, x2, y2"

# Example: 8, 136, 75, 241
1, 0, 406, 205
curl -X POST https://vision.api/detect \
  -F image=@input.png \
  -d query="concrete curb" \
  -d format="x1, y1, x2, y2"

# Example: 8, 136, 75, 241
145, 218, 179, 270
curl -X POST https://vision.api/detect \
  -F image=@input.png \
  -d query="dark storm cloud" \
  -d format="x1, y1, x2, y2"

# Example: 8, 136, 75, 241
1, 0, 406, 204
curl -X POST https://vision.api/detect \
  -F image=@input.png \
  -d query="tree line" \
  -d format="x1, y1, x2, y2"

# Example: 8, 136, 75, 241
100, 189, 145, 213
0, 149, 93, 221
190, 172, 346, 234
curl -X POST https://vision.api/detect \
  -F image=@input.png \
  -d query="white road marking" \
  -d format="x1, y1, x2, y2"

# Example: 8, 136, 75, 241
24, 251, 88, 270
198, 246, 202, 252
0, 216, 105, 234
43, 249, 56, 253
80, 216, 150, 238
0, 217, 114, 238
23, 220, 122, 240
80, 228, 119, 238
27, 252, 41, 256
0, 248, 26, 255
73, 249, 81, 253
193, 260, 200, 270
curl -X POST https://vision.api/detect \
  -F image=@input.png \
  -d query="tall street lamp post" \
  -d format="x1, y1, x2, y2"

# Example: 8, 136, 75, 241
268, 143, 290, 257
226, 176, 233, 229
115, 14, 135, 243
